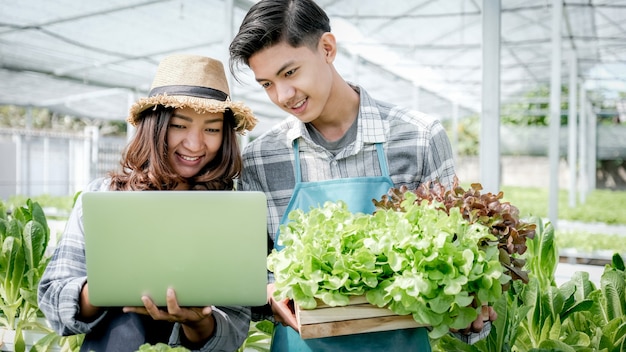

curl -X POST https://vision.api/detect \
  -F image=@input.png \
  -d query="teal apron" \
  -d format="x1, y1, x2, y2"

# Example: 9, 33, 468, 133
271, 140, 431, 352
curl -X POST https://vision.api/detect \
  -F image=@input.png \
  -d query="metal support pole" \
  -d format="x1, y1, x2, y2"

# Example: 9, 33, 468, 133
43, 137, 50, 195
548, 0, 563, 228
25, 107, 33, 196
588, 104, 597, 191
127, 91, 136, 142
578, 84, 587, 203
480, 0, 501, 193
567, 51, 578, 208
452, 102, 459, 164
13, 134, 22, 196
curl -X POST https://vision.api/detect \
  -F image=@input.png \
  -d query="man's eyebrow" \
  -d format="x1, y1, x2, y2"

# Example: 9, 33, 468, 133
255, 60, 295, 82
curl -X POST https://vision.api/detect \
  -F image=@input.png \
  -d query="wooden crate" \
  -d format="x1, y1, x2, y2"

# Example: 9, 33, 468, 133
296, 295, 429, 339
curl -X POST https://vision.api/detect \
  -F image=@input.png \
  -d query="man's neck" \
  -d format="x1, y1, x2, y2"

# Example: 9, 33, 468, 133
311, 80, 360, 142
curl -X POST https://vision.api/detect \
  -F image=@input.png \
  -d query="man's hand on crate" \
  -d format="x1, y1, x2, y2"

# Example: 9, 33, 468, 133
268, 283, 299, 331
450, 304, 498, 344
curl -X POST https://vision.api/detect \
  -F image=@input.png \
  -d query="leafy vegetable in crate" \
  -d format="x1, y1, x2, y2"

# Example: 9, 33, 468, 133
267, 192, 510, 339
373, 178, 536, 289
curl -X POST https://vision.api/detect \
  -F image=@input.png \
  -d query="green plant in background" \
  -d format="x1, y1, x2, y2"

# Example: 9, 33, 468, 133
448, 114, 480, 156
136, 343, 190, 351
556, 232, 626, 254
5, 195, 74, 220
237, 320, 273, 352
0, 105, 127, 136
0, 199, 84, 352
499, 186, 626, 225
0, 199, 51, 351
31, 332, 85, 352
133, 320, 273, 352
512, 218, 594, 351
433, 218, 626, 351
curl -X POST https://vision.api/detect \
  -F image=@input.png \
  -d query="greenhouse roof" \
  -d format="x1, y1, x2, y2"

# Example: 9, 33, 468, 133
1, 0, 626, 136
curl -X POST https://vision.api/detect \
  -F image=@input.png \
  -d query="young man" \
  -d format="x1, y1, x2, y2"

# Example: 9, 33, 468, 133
230, 0, 495, 350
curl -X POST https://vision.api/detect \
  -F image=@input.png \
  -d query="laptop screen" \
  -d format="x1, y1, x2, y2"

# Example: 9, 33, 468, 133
82, 190, 268, 307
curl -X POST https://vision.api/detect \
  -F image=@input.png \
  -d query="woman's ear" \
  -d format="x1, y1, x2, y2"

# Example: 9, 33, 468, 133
319, 32, 337, 63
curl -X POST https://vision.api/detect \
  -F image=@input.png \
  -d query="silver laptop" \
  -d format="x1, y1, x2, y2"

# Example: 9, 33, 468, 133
82, 190, 268, 307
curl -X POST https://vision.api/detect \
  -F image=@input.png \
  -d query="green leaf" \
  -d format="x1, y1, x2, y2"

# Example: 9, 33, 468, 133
548, 315, 561, 340
27, 331, 63, 352
0, 202, 6, 220
253, 320, 275, 335
2, 236, 26, 301
612, 321, 626, 346
19, 287, 39, 309
544, 287, 565, 320
14, 325, 25, 352
524, 278, 543, 341
536, 338, 577, 351
612, 253, 625, 272
137, 343, 190, 351
561, 299, 594, 323
22, 221, 47, 275
4, 218, 22, 239
28, 201, 48, 234
536, 221, 558, 289
434, 334, 481, 351
561, 331, 591, 347
601, 270, 626, 321
560, 271, 596, 303
587, 289, 609, 326
0, 218, 7, 242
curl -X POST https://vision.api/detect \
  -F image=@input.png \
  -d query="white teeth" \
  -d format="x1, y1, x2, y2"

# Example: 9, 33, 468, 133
293, 98, 306, 109
180, 155, 200, 161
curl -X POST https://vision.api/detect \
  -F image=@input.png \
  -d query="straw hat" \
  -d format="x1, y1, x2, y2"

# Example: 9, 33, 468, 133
127, 54, 257, 134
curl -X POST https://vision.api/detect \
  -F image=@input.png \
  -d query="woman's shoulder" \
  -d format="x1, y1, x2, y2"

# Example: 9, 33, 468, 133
85, 177, 113, 192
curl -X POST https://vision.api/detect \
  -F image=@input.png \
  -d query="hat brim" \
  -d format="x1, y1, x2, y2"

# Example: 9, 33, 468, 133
127, 94, 257, 134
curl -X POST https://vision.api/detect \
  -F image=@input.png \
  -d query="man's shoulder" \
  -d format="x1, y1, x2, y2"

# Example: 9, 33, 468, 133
358, 85, 440, 128
372, 98, 441, 130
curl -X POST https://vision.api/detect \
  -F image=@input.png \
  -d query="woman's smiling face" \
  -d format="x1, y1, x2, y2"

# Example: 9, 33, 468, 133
166, 107, 224, 181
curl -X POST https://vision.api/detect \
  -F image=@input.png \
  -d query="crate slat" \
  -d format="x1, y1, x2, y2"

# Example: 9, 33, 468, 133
296, 296, 428, 339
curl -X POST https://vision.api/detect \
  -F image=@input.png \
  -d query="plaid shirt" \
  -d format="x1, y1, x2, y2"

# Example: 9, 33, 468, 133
37, 177, 251, 352
239, 85, 456, 246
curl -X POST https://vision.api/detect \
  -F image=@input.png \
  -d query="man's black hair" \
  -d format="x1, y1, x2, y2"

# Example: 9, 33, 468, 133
229, 0, 330, 80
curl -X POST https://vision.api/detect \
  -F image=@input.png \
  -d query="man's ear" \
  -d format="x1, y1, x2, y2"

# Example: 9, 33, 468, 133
319, 32, 337, 63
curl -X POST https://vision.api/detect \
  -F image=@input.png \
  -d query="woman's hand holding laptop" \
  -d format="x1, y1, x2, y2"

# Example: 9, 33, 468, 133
122, 288, 216, 344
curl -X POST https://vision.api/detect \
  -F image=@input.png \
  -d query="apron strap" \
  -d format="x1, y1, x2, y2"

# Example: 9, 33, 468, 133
293, 139, 302, 183
292, 139, 390, 181
375, 143, 390, 178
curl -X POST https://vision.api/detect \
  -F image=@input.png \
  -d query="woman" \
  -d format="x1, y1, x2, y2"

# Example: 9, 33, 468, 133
38, 54, 257, 352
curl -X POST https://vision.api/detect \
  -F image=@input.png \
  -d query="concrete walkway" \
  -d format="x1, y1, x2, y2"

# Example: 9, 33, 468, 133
555, 262, 605, 287
552, 219, 624, 287
556, 219, 626, 236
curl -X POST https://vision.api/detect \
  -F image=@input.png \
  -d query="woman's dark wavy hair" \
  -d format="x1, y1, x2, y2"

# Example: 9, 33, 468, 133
109, 106, 242, 191
229, 0, 330, 80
